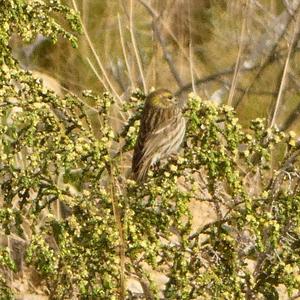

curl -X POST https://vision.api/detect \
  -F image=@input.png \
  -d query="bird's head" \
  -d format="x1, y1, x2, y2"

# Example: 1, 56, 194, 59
146, 89, 178, 109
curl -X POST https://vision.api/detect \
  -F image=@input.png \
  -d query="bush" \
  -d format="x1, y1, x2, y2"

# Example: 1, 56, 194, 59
1, 1, 300, 299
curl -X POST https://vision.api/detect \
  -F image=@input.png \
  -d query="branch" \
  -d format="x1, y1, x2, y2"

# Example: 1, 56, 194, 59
280, 101, 300, 130
234, 1, 300, 109
129, 0, 147, 93
71, 0, 122, 104
227, 0, 249, 106
153, 20, 185, 88
269, 14, 300, 127
138, 0, 201, 79
174, 64, 258, 97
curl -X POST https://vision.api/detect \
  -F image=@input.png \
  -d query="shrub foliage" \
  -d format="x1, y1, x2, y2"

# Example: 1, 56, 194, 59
1, 1, 300, 299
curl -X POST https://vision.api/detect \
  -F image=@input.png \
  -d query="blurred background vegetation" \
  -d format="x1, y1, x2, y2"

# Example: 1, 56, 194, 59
12, 0, 300, 132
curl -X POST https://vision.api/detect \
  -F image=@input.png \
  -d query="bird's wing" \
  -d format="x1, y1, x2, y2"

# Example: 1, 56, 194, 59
132, 106, 183, 182
132, 125, 170, 182
134, 118, 175, 170
142, 120, 176, 158
132, 107, 169, 177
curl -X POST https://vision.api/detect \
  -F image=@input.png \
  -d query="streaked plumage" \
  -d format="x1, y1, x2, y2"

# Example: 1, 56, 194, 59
132, 89, 185, 182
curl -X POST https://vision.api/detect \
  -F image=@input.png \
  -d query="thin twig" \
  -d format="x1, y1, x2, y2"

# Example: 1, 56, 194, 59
86, 59, 127, 122
118, 14, 135, 89
269, 14, 300, 127
129, 0, 147, 93
283, 0, 296, 17
174, 64, 257, 97
71, 0, 122, 103
153, 19, 185, 88
234, 2, 300, 109
280, 100, 300, 130
227, 1, 248, 106
188, 0, 196, 93
138, 0, 201, 79
175, 42, 300, 98
86, 57, 109, 91
109, 164, 126, 300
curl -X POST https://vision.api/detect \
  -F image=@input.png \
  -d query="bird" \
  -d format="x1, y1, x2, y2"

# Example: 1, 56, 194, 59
132, 89, 186, 182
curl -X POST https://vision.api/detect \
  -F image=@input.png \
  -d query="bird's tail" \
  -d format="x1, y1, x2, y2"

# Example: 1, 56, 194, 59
132, 159, 152, 183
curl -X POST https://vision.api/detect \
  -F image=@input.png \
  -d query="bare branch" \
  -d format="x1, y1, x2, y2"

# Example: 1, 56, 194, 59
269, 14, 300, 127
71, 0, 123, 104
118, 14, 135, 90
227, 0, 249, 106
129, 0, 147, 93
188, 0, 196, 93
153, 19, 185, 88
138, 0, 201, 79
234, 0, 300, 109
